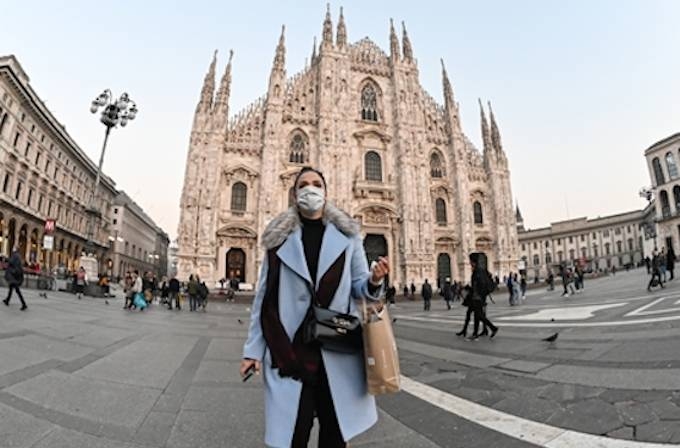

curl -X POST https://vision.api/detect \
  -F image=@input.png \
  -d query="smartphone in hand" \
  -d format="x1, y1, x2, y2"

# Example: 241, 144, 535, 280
242, 364, 256, 382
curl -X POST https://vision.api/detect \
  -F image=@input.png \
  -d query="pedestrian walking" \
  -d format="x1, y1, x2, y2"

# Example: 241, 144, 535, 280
421, 279, 433, 311
455, 285, 477, 337
3, 246, 27, 310
199, 280, 209, 311
188, 275, 199, 311
666, 246, 675, 280
559, 265, 575, 297
645, 256, 651, 274
402, 285, 408, 299
648, 250, 665, 291
159, 276, 169, 305
520, 275, 527, 301
466, 253, 498, 341
443, 278, 454, 310
74, 266, 88, 300
168, 275, 181, 310
547, 269, 555, 291
129, 270, 143, 310
410, 281, 416, 299
123, 271, 133, 308
240, 167, 388, 448
506, 273, 514, 305
385, 284, 396, 307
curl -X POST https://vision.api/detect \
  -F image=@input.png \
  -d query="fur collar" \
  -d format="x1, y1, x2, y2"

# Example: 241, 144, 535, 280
261, 203, 360, 249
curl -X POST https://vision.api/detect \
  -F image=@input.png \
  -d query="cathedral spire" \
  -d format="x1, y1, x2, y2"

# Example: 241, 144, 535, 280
196, 50, 217, 113
441, 59, 454, 108
402, 21, 413, 63
272, 25, 286, 72
515, 203, 524, 223
311, 36, 317, 64
336, 7, 347, 48
488, 101, 504, 154
389, 18, 400, 62
214, 49, 233, 116
479, 99, 493, 154
321, 3, 333, 50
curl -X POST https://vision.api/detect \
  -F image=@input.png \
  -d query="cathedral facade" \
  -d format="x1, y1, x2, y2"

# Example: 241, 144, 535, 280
177, 7, 519, 288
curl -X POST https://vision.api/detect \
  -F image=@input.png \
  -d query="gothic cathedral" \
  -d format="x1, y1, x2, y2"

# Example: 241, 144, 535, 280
177, 6, 519, 288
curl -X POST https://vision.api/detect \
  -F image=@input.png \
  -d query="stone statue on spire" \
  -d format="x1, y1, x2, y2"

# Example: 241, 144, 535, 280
197, 50, 217, 114
479, 99, 492, 153
488, 101, 503, 154
321, 3, 333, 49
389, 18, 400, 62
402, 21, 413, 62
336, 7, 347, 48
273, 25, 286, 71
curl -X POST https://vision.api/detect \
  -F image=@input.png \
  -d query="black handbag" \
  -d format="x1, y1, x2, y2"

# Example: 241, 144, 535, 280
302, 285, 363, 354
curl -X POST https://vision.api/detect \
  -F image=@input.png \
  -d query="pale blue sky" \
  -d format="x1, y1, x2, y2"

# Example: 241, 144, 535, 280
3, 1, 680, 238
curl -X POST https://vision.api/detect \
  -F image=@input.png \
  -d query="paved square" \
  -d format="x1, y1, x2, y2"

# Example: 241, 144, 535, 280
0, 269, 679, 447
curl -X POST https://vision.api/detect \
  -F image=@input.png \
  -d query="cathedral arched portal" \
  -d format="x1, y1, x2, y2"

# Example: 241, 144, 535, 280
226, 248, 246, 283
216, 226, 257, 286
355, 204, 399, 287
437, 253, 452, 288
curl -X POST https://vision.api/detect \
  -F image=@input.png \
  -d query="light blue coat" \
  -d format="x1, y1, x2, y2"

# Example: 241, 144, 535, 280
243, 205, 383, 448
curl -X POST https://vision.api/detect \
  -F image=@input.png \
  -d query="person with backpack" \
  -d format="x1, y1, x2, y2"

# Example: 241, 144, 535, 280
239, 167, 388, 448
466, 253, 498, 341
199, 281, 209, 311
421, 279, 433, 311
3, 246, 27, 311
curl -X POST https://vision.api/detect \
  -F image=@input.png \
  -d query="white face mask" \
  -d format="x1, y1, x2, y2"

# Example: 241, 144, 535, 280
296, 185, 325, 213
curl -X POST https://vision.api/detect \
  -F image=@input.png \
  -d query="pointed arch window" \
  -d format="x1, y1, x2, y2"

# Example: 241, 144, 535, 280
430, 152, 445, 178
473, 201, 483, 225
231, 182, 247, 211
289, 132, 308, 164
666, 152, 679, 180
365, 151, 382, 182
652, 157, 665, 186
435, 198, 447, 224
361, 83, 378, 121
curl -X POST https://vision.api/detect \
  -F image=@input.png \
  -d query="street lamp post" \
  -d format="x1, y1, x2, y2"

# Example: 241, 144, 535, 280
85, 90, 138, 261
639, 187, 657, 250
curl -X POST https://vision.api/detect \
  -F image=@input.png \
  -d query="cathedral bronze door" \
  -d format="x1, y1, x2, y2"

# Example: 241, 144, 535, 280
437, 253, 451, 285
226, 248, 246, 282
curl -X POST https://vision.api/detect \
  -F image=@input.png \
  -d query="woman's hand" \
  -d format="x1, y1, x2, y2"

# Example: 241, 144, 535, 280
240, 358, 261, 377
371, 256, 390, 284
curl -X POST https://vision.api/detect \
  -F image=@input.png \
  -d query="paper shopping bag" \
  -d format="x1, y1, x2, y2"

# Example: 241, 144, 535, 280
362, 305, 401, 395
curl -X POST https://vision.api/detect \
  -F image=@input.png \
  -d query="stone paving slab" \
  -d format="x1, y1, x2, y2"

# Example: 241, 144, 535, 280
31, 427, 145, 448
537, 364, 680, 390
75, 338, 197, 389
5, 370, 160, 428
498, 359, 551, 373
0, 401, 55, 448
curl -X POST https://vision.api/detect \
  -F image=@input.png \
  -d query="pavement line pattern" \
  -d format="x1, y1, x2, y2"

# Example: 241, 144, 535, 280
400, 376, 680, 448
395, 314, 680, 327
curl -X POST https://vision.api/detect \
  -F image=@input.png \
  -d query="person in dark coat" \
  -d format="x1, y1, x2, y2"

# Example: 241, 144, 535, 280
385, 285, 396, 307
467, 253, 498, 341
666, 246, 676, 280
648, 251, 665, 291
443, 278, 454, 310
410, 282, 416, 299
168, 276, 181, 310
421, 279, 433, 311
3, 246, 27, 310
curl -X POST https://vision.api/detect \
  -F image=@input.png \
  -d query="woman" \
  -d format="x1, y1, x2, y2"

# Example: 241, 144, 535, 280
240, 167, 389, 448
74, 266, 88, 300
3, 246, 27, 310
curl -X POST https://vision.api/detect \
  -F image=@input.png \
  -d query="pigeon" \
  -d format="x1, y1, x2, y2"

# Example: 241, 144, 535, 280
550, 318, 555, 322
542, 332, 559, 343
237, 319, 244, 325
105, 300, 109, 305
392, 318, 397, 323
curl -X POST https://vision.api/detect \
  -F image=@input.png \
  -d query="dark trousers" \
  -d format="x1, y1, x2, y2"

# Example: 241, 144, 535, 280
168, 291, 180, 309
5, 285, 26, 307
423, 298, 431, 311
291, 365, 345, 448
472, 300, 496, 335
648, 272, 664, 289
460, 306, 484, 335
669, 268, 675, 280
